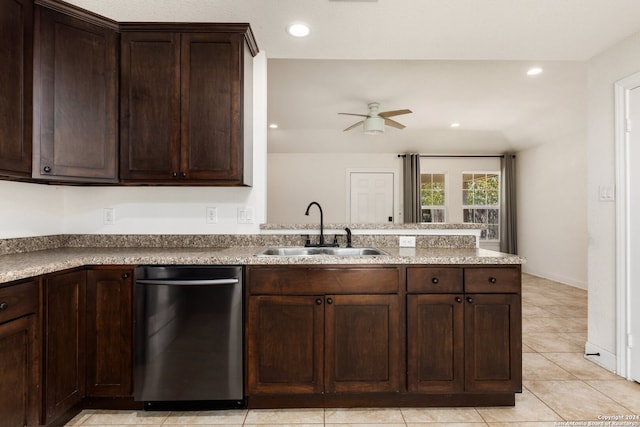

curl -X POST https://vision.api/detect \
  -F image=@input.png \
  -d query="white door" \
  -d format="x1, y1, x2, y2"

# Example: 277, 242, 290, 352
349, 172, 394, 223
628, 85, 640, 382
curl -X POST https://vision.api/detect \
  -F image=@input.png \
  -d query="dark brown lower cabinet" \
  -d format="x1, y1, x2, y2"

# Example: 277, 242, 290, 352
85, 268, 133, 397
246, 266, 402, 398
43, 269, 86, 424
407, 266, 522, 396
0, 279, 39, 427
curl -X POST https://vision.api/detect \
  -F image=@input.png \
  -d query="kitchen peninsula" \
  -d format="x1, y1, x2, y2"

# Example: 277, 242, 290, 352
0, 225, 525, 426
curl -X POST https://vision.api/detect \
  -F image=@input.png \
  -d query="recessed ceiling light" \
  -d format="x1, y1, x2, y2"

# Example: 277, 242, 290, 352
269, 123, 278, 129
527, 67, 543, 76
286, 23, 310, 38
450, 122, 460, 128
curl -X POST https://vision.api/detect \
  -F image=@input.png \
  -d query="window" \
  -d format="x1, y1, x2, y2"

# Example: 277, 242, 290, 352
420, 173, 446, 223
462, 172, 500, 241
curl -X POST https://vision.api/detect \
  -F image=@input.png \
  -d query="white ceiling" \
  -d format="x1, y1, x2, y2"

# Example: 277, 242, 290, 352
66, 0, 640, 153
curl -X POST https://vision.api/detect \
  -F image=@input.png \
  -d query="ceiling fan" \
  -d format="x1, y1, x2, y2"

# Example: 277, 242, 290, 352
339, 102, 412, 134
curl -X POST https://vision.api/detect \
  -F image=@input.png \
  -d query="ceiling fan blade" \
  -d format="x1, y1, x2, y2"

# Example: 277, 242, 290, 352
384, 118, 406, 129
343, 120, 364, 131
379, 109, 412, 118
339, 112, 369, 118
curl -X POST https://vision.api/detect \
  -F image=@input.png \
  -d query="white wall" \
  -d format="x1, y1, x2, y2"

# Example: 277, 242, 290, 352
517, 139, 588, 289
586, 30, 640, 366
0, 51, 268, 238
267, 153, 400, 224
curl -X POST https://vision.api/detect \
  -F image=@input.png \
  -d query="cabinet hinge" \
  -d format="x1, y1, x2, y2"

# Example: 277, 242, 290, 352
625, 118, 632, 132
628, 333, 634, 348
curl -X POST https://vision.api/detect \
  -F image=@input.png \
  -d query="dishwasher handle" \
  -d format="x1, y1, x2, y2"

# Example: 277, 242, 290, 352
136, 278, 239, 286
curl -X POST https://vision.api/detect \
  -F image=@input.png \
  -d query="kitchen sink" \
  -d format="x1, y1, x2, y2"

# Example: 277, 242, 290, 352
254, 247, 389, 257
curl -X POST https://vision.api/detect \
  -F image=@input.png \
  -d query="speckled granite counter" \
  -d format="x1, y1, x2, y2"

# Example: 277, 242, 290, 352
0, 246, 525, 284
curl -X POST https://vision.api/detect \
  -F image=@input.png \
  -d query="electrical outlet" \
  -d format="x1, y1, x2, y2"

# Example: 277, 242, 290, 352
206, 207, 218, 224
399, 236, 416, 247
103, 208, 115, 225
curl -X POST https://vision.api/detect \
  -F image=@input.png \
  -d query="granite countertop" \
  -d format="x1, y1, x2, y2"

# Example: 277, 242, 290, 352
0, 246, 526, 284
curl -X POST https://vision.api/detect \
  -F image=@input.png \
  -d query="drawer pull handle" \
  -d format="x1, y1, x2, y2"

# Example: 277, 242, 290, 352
315, 298, 322, 305
455, 297, 462, 303
122, 273, 129, 279
466, 297, 473, 303
0, 302, 7, 310
431, 277, 439, 284
489, 277, 497, 284
326, 297, 333, 305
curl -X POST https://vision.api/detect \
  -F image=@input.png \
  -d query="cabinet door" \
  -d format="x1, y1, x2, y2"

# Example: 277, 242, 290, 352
85, 269, 133, 397
120, 32, 181, 181
407, 294, 464, 393
247, 295, 324, 395
464, 293, 521, 393
0, 0, 32, 177
0, 315, 39, 427
180, 32, 243, 182
44, 270, 86, 424
33, 6, 118, 182
325, 294, 401, 393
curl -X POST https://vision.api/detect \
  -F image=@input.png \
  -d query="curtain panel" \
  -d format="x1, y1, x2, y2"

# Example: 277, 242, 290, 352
403, 153, 421, 223
500, 154, 517, 254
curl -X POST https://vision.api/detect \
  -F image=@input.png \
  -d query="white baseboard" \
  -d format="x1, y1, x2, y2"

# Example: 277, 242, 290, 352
521, 266, 587, 290
585, 341, 619, 375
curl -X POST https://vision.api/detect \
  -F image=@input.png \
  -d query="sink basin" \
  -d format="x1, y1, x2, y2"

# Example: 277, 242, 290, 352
254, 247, 389, 257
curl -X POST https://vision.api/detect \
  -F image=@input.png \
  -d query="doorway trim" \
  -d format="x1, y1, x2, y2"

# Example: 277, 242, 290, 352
613, 72, 640, 380
346, 168, 400, 224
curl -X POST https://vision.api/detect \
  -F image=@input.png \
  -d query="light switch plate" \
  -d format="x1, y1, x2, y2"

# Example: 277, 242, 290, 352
237, 207, 254, 224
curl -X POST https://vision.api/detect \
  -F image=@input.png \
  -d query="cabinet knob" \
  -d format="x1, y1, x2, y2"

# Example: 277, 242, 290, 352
466, 297, 474, 303
122, 273, 129, 279
489, 277, 497, 284
172, 172, 178, 178
0, 302, 7, 310
431, 277, 439, 284
43, 166, 51, 173
315, 298, 322, 305
455, 297, 462, 303
326, 297, 333, 305
180, 172, 187, 178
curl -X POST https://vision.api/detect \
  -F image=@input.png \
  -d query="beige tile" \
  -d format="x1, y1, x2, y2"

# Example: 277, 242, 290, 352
586, 379, 640, 412
526, 380, 630, 420
524, 333, 584, 353
401, 407, 483, 423
522, 353, 576, 381
406, 423, 488, 427
325, 408, 404, 424
522, 343, 536, 353
163, 410, 247, 425
541, 353, 620, 380
487, 422, 559, 426
244, 408, 324, 424
83, 410, 168, 425
329, 424, 406, 427
65, 410, 96, 425
476, 388, 562, 423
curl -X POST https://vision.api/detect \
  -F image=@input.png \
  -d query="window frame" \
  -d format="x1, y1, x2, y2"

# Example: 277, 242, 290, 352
461, 171, 501, 242
420, 172, 447, 223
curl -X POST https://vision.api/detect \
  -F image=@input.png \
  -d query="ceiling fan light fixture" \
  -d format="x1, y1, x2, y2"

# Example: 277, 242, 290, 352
364, 117, 385, 134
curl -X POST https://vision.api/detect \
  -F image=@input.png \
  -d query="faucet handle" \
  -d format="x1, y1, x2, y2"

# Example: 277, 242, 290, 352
303, 234, 311, 247
332, 235, 339, 247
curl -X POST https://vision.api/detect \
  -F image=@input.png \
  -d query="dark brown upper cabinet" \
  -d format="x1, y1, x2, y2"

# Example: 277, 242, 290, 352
0, 0, 33, 178
120, 24, 257, 185
32, 3, 119, 183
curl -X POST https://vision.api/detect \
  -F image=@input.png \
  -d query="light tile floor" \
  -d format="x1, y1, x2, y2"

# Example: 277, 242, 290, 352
66, 273, 640, 426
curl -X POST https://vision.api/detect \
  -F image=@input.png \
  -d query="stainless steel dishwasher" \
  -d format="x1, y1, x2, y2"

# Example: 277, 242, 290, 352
134, 265, 244, 410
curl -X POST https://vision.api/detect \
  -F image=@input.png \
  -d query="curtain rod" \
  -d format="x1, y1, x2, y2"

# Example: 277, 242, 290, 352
397, 154, 515, 158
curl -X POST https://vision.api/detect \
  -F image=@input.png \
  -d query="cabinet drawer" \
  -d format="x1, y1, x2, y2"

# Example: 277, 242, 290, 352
248, 267, 400, 295
464, 267, 520, 293
0, 279, 38, 323
407, 267, 463, 293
